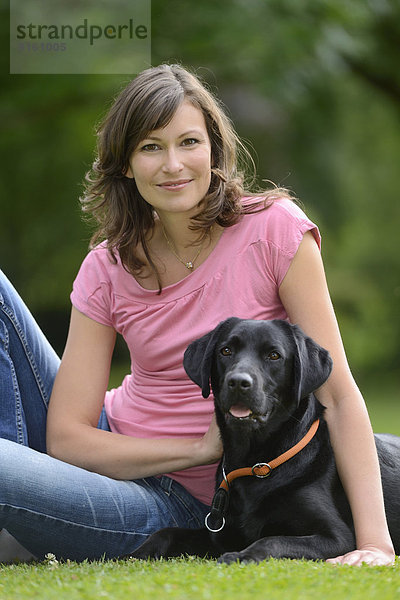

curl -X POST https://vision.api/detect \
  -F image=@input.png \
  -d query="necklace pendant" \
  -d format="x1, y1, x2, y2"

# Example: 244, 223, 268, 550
185, 261, 194, 270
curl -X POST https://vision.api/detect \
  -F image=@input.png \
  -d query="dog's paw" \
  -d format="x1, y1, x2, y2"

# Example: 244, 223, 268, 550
217, 551, 238, 564
218, 550, 246, 564
218, 549, 262, 564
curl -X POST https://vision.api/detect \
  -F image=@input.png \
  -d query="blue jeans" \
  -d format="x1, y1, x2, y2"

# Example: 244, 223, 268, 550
0, 270, 210, 561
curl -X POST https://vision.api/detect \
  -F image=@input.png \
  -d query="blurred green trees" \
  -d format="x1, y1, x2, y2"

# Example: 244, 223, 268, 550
2, 0, 400, 380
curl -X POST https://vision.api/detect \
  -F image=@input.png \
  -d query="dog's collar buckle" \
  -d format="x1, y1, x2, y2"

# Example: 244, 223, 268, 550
251, 462, 272, 478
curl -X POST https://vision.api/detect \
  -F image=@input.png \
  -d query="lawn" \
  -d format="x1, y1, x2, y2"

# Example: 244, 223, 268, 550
1, 556, 400, 600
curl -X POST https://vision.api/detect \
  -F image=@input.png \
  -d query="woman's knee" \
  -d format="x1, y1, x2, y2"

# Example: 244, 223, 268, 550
0, 274, 60, 451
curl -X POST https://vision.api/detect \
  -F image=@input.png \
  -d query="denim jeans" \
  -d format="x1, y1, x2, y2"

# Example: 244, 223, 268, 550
0, 270, 210, 561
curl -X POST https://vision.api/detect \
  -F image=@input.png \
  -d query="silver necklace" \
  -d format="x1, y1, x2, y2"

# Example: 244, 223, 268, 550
162, 226, 207, 270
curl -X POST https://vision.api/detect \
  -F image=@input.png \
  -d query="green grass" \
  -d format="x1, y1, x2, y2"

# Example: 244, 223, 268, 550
1, 557, 400, 600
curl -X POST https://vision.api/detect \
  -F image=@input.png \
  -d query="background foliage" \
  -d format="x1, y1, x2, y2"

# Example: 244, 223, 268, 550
2, 0, 400, 391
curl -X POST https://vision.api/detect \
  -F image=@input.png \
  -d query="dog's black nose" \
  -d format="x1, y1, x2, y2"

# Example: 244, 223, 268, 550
227, 372, 253, 390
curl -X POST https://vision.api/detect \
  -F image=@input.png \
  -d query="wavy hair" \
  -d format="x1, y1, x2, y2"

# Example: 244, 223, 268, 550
81, 64, 292, 290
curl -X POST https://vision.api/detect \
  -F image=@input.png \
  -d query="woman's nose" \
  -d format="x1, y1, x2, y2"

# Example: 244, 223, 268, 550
162, 148, 183, 173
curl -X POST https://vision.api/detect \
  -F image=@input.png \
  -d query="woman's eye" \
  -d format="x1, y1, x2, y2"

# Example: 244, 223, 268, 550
182, 138, 199, 146
140, 143, 160, 152
220, 347, 232, 356
268, 351, 281, 360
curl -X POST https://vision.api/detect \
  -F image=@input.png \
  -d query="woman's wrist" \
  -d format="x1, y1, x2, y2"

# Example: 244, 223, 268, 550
193, 427, 223, 466
191, 437, 221, 467
356, 538, 395, 557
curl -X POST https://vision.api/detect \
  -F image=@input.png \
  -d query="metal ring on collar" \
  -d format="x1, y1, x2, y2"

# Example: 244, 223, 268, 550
251, 462, 272, 478
205, 512, 226, 532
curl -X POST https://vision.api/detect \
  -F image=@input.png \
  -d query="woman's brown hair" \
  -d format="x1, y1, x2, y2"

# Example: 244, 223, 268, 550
81, 63, 291, 291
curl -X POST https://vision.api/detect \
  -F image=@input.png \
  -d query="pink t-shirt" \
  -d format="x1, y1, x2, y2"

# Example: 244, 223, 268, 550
70, 197, 320, 504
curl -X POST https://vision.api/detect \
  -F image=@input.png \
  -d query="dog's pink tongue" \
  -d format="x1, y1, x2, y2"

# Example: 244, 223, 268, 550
229, 404, 252, 418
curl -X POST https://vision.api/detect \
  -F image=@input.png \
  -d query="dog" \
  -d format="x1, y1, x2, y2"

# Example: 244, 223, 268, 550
128, 318, 400, 563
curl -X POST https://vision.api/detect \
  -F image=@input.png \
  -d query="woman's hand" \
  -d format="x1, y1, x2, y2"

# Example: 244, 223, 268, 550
326, 545, 396, 566
196, 413, 223, 465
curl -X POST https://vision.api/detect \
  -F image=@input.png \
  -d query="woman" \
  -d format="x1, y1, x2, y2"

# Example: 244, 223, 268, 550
0, 64, 394, 565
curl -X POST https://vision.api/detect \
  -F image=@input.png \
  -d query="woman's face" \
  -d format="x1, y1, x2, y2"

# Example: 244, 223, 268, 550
126, 101, 212, 220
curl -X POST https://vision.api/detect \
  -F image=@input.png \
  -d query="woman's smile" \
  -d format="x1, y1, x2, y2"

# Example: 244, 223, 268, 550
156, 178, 194, 191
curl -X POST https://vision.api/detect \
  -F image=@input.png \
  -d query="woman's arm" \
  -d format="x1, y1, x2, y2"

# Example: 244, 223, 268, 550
46, 307, 222, 479
279, 231, 395, 566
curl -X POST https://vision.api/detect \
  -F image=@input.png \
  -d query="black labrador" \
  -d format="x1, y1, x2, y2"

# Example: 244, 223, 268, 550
129, 318, 400, 563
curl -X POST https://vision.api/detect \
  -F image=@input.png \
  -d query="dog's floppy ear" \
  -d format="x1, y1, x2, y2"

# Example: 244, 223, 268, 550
183, 317, 241, 398
291, 324, 333, 402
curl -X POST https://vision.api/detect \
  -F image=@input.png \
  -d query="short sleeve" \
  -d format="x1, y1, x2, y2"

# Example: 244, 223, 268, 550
70, 246, 114, 327
263, 198, 321, 288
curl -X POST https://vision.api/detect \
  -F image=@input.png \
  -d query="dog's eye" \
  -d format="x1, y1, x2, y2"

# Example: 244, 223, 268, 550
220, 347, 232, 356
268, 351, 281, 360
